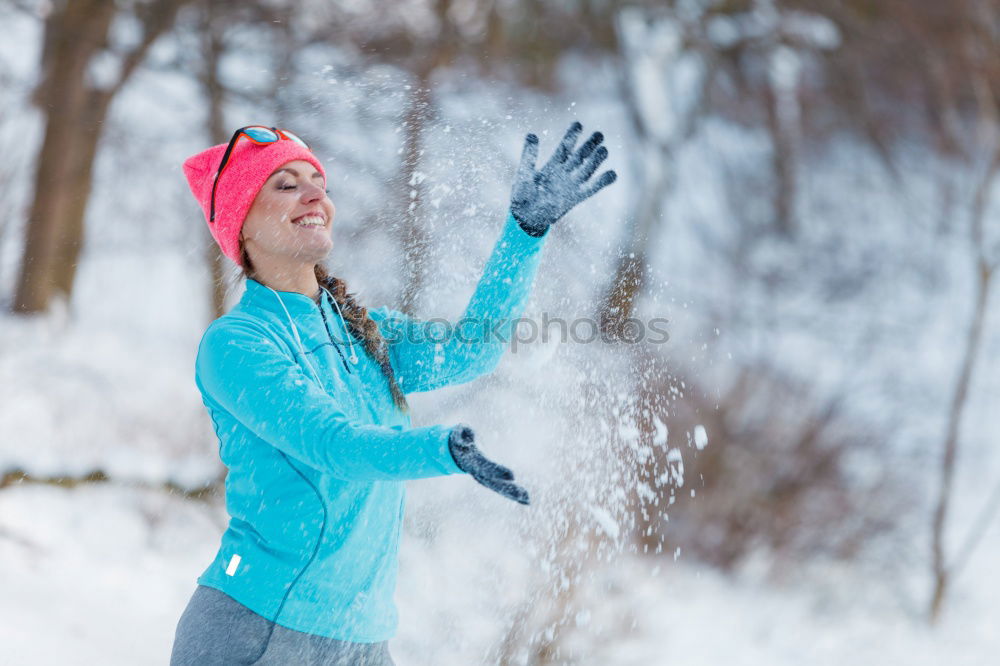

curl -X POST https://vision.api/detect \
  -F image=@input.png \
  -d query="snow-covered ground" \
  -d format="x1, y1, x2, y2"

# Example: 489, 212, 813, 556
0, 478, 996, 665
0, 255, 997, 664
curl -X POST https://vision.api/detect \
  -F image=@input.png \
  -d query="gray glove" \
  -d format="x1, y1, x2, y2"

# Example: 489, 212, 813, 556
510, 120, 618, 237
448, 425, 530, 505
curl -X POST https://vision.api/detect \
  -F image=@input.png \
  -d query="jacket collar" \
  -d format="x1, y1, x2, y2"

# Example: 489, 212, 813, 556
242, 277, 354, 348
243, 277, 323, 318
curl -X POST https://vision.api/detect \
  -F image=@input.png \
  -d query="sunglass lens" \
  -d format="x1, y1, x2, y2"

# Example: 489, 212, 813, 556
283, 131, 309, 149
243, 126, 279, 143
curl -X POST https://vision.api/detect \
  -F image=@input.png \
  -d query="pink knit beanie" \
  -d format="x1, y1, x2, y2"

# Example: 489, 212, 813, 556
183, 136, 326, 267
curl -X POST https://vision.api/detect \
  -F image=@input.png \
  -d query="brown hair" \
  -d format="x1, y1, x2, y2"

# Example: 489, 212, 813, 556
239, 240, 410, 413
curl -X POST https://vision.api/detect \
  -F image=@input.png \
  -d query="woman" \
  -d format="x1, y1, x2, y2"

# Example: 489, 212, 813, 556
170, 122, 615, 665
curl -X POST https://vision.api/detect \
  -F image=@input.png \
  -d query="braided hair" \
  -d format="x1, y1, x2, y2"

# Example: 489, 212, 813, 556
238, 241, 410, 413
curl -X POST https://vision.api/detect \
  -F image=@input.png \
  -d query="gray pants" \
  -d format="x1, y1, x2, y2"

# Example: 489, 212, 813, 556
170, 585, 396, 665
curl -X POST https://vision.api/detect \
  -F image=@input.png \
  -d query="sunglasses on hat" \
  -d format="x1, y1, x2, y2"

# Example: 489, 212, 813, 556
210, 126, 311, 223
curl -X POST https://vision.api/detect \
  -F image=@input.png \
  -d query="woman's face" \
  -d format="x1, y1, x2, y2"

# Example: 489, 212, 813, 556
240, 159, 336, 267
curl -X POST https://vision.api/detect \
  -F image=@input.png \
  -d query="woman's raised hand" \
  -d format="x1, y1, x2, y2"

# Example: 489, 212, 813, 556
448, 425, 530, 505
509, 121, 618, 237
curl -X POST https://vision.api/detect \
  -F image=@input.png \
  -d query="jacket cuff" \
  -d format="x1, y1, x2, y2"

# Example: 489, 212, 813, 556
438, 425, 466, 475
505, 210, 550, 247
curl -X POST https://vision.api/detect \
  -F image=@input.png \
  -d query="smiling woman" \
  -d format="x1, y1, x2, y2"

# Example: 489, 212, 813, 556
171, 121, 614, 665
238, 160, 337, 291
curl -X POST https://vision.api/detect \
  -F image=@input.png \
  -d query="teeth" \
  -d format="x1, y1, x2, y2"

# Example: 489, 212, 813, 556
293, 215, 325, 227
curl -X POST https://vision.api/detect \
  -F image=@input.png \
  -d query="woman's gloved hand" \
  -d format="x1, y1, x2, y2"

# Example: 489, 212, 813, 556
448, 425, 530, 505
509, 120, 618, 237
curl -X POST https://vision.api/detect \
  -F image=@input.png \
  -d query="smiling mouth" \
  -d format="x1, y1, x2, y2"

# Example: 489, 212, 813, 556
292, 215, 326, 228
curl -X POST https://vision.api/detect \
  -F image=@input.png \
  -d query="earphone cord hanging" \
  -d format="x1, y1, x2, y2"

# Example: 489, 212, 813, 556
321, 285, 359, 364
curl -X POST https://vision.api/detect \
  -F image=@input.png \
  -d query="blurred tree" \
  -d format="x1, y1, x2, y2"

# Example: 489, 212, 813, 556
598, 0, 840, 337
912, 0, 1000, 624
599, 3, 713, 339
11, 0, 193, 314
713, 0, 1000, 622
196, 1, 231, 321
593, 2, 1000, 625
791, 0, 999, 624
0, 69, 25, 276
269, 0, 635, 314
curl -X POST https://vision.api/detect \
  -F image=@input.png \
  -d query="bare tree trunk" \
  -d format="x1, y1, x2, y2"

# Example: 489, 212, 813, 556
760, 14, 802, 238
764, 83, 798, 237
51, 95, 112, 300
268, 7, 296, 126
389, 0, 462, 316
929, 147, 998, 623
12, 0, 191, 314
597, 9, 707, 338
199, 2, 230, 320
597, 38, 667, 339
12, 0, 115, 313
929, 259, 993, 623
599, 149, 672, 338
395, 71, 433, 316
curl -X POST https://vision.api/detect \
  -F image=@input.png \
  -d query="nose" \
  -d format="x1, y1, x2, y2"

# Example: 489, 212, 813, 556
301, 180, 325, 203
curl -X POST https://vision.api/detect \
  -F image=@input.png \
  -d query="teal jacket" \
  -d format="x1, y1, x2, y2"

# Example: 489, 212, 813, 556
193, 211, 548, 642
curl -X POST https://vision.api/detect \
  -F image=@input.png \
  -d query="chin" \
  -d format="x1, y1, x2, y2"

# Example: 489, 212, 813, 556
295, 243, 333, 263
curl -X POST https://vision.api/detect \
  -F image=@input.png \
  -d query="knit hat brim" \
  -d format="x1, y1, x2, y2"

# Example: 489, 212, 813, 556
183, 137, 327, 267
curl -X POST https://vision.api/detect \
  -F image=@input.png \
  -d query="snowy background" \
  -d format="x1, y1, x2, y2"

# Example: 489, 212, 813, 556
1, 1, 998, 664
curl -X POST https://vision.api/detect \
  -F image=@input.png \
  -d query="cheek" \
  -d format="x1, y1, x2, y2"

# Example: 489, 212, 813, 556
262, 196, 297, 222
245, 200, 295, 241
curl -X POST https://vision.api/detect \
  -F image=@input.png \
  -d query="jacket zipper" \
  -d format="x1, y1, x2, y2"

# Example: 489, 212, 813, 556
317, 296, 353, 375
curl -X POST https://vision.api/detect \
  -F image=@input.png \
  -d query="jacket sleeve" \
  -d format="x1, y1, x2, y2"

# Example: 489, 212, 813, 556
369, 210, 549, 395
195, 317, 464, 481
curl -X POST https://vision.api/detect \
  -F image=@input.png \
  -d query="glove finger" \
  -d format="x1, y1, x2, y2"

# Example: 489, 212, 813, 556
516, 133, 539, 184
576, 145, 608, 182
477, 458, 515, 481
546, 121, 584, 168
464, 448, 516, 481
457, 444, 516, 481
475, 474, 531, 505
566, 131, 603, 171
577, 169, 617, 202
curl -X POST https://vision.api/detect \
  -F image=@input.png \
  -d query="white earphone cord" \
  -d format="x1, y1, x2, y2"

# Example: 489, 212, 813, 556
320, 286, 359, 364
265, 285, 358, 383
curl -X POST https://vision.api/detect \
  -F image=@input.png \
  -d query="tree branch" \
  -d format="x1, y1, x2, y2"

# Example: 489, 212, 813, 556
107, 0, 194, 98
